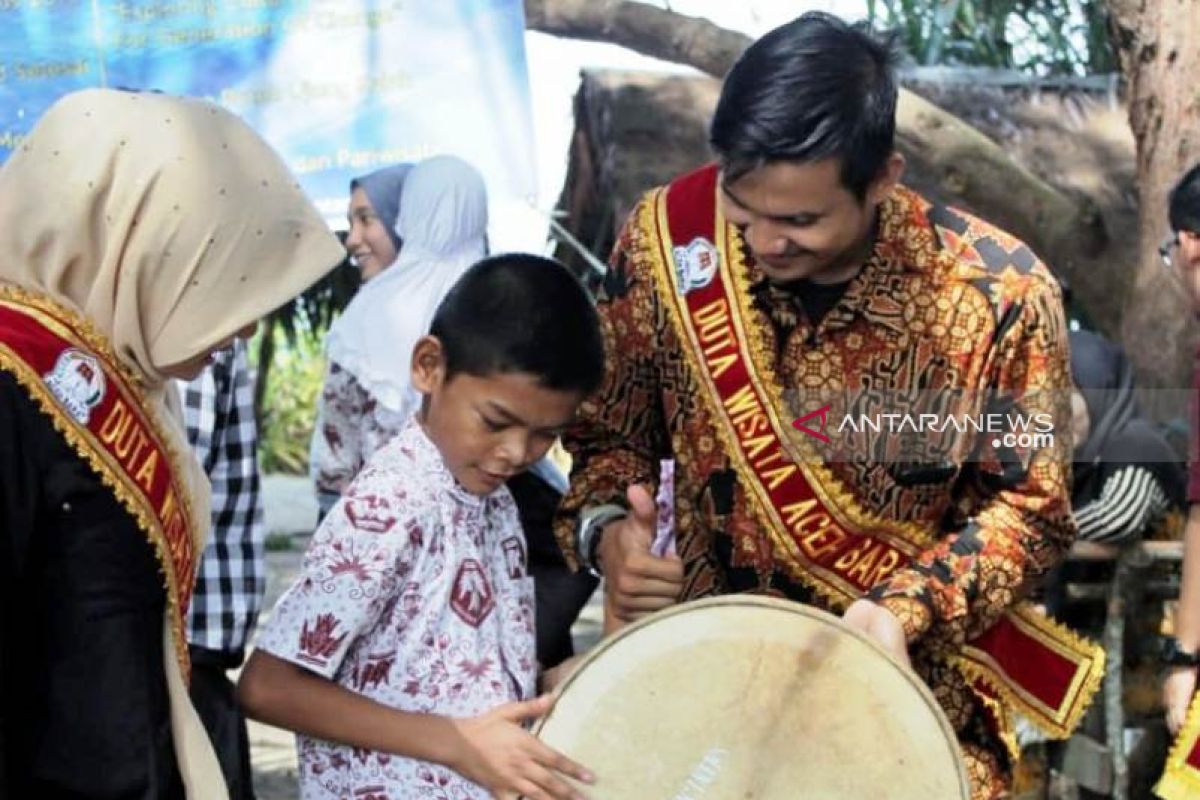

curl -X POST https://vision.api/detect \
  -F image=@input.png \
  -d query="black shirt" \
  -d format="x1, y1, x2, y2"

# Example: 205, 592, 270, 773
784, 278, 853, 328
0, 372, 183, 798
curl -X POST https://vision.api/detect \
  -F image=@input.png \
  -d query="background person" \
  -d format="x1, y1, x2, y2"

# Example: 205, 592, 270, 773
310, 155, 487, 514
178, 340, 267, 800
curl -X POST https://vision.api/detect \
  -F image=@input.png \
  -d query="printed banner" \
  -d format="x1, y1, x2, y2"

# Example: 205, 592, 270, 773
0, 0, 537, 248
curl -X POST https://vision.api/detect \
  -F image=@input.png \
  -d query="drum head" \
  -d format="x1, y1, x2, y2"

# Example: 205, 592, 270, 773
535, 595, 970, 799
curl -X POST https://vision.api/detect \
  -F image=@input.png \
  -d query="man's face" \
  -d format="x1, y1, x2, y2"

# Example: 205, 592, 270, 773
1165, 229, 1200, 312
410, 337, 582, 496
718, 156, 901, 285
1179, 230, 1200, 272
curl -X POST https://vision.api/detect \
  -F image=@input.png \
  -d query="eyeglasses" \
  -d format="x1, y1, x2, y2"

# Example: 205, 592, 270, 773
1160, 232, 1179, 269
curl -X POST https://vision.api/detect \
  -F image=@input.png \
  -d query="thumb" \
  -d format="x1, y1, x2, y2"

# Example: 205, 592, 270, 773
627, 483, 658, 528
498, 693, 555, 724
841, 599, 873, 631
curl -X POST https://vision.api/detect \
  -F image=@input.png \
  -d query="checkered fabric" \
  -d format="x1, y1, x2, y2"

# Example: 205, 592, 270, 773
178, 339, 265, 655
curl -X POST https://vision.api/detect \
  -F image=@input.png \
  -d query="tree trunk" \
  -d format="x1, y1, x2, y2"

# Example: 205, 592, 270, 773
525, 0, 1116, 344
1107, 0, 1200, 393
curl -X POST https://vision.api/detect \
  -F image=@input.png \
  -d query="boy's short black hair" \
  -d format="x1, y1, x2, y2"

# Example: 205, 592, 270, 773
1169, 163, 1200, 234
430, 254, 604, 395
709, 12, 900, 200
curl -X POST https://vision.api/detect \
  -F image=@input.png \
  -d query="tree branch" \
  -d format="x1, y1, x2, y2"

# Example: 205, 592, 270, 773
526, 0, 1113, 323
524, 0, 748, 77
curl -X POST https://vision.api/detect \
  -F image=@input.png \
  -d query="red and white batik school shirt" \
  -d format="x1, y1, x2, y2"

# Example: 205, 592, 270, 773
258, 417, 537, 800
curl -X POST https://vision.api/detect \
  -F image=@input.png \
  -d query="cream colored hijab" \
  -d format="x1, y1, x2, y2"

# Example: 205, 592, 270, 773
0, 89, 343, 797
0, 88, 342, 376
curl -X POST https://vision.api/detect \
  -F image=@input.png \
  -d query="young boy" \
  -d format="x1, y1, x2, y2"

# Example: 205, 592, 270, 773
239, 254, 605, 800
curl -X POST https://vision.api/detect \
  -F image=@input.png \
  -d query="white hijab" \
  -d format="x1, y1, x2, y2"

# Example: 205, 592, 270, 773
326, 155, 488, 413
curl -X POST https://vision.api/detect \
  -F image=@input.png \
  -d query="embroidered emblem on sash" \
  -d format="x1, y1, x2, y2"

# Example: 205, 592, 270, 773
44, 348, 105, 424
672, 236, 719, 294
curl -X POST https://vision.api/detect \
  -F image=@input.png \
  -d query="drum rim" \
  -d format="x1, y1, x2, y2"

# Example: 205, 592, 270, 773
536, 594, 971, 797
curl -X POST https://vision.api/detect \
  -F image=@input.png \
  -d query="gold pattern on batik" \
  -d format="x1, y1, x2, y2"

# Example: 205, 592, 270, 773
963, 744, 1011, 800
555, 180, 1077, 795
878, 595, 933, 641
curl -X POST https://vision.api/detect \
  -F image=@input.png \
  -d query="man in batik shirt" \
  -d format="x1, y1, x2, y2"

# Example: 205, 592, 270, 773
555, 13, 1101, 799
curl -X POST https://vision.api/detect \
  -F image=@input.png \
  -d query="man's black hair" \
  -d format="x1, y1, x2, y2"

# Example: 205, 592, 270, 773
709, 11, 900, 200
1169, 163, 1200, 234
430, 254, 604, 395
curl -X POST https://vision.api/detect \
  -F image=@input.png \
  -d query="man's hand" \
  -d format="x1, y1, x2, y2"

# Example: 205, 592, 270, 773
452, 695, 594, 800
598, 484, 683, 629
1164, 665, 1198, 735
842, 599, 912, 669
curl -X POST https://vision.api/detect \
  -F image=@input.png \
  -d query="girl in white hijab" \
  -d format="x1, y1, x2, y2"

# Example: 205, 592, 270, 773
345, 163, 413, 281
310, 155, 488, 511
0, 89, 342, 798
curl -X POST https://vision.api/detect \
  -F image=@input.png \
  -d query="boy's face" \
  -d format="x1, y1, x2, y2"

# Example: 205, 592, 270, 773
411, 337, 583, 496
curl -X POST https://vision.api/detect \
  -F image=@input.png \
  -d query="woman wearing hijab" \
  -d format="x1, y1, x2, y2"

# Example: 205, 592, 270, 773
310, 155, 488, 512
0, 89, 343, 797
345, 163, 413, 282
1069, 329, 1185, 544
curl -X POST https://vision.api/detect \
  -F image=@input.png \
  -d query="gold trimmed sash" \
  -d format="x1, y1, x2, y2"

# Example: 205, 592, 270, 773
646, 164, 1102, 738
0, 286, 198, 680
1157, 692, 1200, 799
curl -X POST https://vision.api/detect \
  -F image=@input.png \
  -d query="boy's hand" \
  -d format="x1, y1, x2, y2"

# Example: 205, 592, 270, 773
452, 694, 594, 800
599, 484, 683, 627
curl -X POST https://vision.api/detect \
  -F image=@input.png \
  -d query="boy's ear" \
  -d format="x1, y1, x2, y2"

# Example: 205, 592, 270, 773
410, 335, 446, 395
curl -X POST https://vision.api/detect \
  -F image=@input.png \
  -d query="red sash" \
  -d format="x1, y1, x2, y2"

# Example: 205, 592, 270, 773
647, 164, 1102, 739
0, 286, 198, 680
1157, 693, 1200, 799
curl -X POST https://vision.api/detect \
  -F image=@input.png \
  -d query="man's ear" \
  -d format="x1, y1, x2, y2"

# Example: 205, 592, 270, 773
410, 335, 446, 395
866, 151, 906, 207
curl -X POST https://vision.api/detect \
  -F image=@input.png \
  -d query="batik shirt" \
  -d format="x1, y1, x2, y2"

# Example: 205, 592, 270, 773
555, 170, 1075, 795
260, 417, 537, 800
310, 360, 407, 502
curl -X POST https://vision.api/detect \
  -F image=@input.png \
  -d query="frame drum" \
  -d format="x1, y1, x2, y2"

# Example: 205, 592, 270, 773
535, 595, 970, 798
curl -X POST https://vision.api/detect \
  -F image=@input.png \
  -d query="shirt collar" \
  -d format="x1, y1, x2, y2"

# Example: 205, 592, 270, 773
399, 415, 490, 509
744, 187, 934, 336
